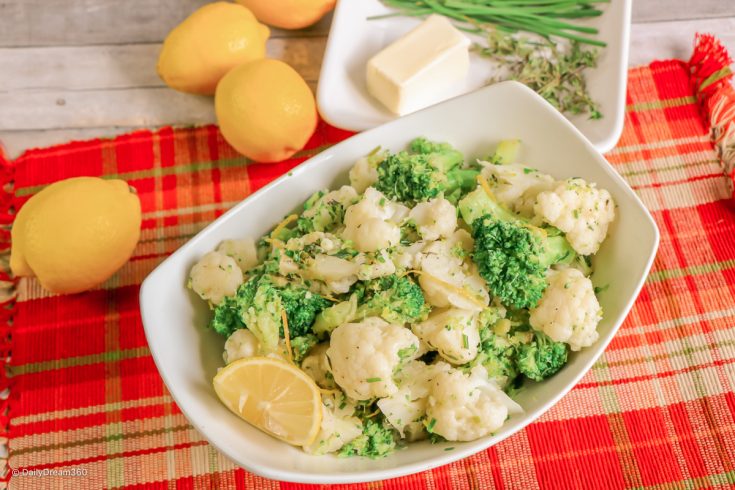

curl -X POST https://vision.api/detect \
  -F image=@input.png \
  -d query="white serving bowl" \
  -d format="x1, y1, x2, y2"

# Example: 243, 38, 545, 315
140, 81, 659, 484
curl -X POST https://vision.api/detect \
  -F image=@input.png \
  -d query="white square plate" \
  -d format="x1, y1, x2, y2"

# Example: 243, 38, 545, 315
317, 0, 632, 153
140, 82, 658, 484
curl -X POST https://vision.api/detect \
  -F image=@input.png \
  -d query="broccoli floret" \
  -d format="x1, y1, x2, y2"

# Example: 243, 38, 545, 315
374, 138, 478, 206
277, 285, 331, 337
209, 295, 245, 337
516, 331, 568, 381
291, 334, 319, 363
354, 275, 430, 324
296, 190, 348, 234
209, 274, 329, 353
459, 186, 576, 309
338, 418, 397, 459
466, 324, 518, 388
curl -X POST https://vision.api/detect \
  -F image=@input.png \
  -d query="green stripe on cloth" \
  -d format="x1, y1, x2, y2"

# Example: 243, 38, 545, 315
626, 96, 697, 113
9, 347, 150, 375
647, 259, 735, 283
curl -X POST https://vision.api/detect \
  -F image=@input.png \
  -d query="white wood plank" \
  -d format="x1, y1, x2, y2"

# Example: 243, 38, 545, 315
0, 0, 332, 47
0, 38, 326, 91
629, 17, 735, 67
0, 127, 155, 157
633, 0, 735, 23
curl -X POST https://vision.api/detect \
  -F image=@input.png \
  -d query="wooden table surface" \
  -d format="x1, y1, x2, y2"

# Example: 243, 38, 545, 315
1, 0, 734, 159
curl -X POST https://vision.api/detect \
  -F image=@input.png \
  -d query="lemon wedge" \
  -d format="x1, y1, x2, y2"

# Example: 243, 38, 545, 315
213, 357, 322, 446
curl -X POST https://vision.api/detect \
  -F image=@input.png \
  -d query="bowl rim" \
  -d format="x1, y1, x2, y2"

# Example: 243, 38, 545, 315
140, 81, 660, 484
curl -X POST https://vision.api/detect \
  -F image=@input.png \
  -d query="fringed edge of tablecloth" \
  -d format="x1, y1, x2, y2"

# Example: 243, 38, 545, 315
0, 148, 15, 489
688, 33, 735, 196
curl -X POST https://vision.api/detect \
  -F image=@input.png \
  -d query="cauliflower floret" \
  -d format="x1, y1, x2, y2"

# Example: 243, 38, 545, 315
412, 308, 480, 364
301, 343, 336, 389
529, 268, 601, 351
356, 250, 397, 281
426, 366, 521, 442
343, 188, 401, 252
327, 317, 420, 400
408, 198, 458, 241
481, 163, 556, 217
302, 185, 358, 229
223, 329, 259, 364
417, 233, 489, 311
377, 360, 450, 437
534, 178, 616, 255
280, 232, 360, 293
390, 241, 428, 270
308, 255, 359, 294
349, 155, 379, 193
189, 251, 243, 305
216, 238, 258, 273
303, 400, 363, 455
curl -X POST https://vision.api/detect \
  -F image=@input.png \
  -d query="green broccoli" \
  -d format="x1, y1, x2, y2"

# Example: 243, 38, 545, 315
291, 334, 319, 363
338, 418, 397, 459
516, 331, 568, 381
208, 274, 330, 353
466, 324, 518, 388
459, 186, 576, 309
374, 138, 478, 206
354, 274, 430, 325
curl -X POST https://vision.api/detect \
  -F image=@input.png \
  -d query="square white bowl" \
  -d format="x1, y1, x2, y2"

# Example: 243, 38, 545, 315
317, 0, 631, 153
140, 81, 658, 484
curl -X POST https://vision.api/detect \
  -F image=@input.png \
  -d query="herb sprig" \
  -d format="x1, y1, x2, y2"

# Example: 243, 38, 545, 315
476, 31, 601, 118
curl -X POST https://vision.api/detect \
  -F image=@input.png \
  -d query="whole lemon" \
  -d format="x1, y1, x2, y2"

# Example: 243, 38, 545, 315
235, 0, 336, 30
215, 59, 317, 162
157, 2, 270, 95
10, 177, 142, 294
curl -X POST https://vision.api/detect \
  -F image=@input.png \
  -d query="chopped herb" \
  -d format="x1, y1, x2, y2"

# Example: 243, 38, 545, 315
523, 168, 536, 174
398, 344, 418, 360
444, 447, 455, 451
426, 418, 437, 433
366, 377, 382, 383
594, 284, 610, 295
462, 333, 469, 349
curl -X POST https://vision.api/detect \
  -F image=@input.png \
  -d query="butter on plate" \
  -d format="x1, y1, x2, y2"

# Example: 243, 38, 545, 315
366, 14, 470, 115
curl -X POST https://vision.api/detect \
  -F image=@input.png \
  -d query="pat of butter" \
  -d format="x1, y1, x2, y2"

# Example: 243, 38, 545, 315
366, 15, 470, 115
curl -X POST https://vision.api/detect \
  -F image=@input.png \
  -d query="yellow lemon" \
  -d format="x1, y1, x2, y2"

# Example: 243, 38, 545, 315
215, 59, 317, 162
213, 357, 322, 446
157, 2, 270, 95
10, 177, 142, 295
235, 0, 336, 30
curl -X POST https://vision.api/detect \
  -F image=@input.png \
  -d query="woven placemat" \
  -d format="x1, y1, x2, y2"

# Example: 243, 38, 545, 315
1, 36, 734, 490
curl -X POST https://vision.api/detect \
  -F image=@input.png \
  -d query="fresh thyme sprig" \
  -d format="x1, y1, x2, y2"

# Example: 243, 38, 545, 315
476, 31, 602, 119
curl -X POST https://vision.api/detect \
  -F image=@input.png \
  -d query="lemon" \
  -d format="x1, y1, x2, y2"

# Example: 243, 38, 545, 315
10, 177, 141, 295
215, 59, 317, 162
213, 357, 322, 446
235, 0, 336, 30
157, 2, 270, 95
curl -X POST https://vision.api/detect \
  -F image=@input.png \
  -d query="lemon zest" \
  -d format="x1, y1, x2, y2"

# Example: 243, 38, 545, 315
271, 214, 298, 240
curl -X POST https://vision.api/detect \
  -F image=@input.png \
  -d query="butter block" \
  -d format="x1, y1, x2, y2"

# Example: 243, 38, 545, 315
366, 15, 470, 115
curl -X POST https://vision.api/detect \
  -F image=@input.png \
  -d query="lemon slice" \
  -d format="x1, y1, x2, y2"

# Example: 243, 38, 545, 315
213, 357, 322, 446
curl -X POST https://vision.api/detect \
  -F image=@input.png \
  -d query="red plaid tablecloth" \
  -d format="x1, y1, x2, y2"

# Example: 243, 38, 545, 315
2, 39, 735, 489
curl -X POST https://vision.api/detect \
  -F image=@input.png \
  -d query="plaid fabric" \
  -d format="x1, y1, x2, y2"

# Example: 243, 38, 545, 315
2, 59, 735, 489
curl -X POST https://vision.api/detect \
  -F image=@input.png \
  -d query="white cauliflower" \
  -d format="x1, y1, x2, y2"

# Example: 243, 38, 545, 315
356, 250, 397, 281
426, 366, 522, 442
529, 268, 602, 351
408, 198, 458, 241
534, 178, 616, 255
481, 162, 556, 218
377, 360, 450, 438
417, 233, 489, 311
327, 317, 420, 400
412, 308, 480, 365
216, 238, 258, 273
189, 251, 243, 305
390, 241, 428, 270
342, 188, 401, 252
223, 329, 259, 364
303, 400, 363, 455
301, 343, 336, 389
302, 185, 358, 231
280, 232, 360, 294
349, 155, 379, 193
